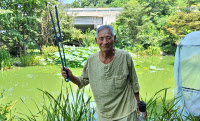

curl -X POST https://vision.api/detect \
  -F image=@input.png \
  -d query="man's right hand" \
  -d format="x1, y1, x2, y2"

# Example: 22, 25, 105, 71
61, 67, 72, 79
61, 67, 81, 87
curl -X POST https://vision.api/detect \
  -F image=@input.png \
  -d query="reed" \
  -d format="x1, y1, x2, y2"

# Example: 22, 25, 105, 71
16, 87, 199, 120
17, 84, 95, 121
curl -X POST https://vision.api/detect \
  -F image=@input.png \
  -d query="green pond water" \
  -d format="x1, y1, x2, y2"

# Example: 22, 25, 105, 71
0, 56, 175, 118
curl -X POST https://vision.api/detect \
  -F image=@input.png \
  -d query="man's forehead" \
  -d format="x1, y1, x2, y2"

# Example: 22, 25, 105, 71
98, 29, 112, 36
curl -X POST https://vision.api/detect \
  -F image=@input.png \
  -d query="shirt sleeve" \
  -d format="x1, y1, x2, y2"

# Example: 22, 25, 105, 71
78, 60, 90, 89
127, 53, 140, 93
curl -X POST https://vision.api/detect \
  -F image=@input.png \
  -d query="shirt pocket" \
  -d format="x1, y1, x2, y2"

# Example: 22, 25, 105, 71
114, 73, 128, 89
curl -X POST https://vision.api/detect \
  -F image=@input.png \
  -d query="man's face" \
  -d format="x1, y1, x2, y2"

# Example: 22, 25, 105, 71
95, 28, 116, 52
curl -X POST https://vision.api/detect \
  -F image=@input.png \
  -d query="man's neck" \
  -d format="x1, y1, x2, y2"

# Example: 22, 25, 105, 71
99, 49, 115, 64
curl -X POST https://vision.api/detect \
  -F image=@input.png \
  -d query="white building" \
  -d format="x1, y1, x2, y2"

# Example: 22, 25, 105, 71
65, 8, 123, 31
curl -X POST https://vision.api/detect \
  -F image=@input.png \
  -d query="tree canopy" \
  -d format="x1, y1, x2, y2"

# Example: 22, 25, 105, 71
1, 0, 200, 55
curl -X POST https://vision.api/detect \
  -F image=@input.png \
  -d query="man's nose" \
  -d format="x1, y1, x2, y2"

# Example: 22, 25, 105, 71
102, 38, 108, 44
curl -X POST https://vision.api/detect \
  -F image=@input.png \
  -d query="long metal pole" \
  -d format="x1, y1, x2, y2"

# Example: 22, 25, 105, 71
49, 8, 70, 82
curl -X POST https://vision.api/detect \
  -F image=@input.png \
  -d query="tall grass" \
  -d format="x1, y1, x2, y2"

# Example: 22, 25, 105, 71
0, 50, 12, 70
145, 88, 199, 121
17, 84, 95, 121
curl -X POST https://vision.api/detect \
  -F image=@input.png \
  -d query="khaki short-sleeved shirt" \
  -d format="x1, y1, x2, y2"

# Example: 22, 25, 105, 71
78, 49, 140, 120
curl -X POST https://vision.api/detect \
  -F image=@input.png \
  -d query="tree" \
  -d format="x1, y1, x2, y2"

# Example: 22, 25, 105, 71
71, 0, 81, 8
0, 0, 47, 55
115, 0, 150, 48
110, 0, 129, 7
69, 0, 116, 8
0, 0, 74, 55
163, 10, 200, 47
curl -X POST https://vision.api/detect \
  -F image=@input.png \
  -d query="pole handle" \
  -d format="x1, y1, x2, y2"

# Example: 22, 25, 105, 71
63, 67, 70, 82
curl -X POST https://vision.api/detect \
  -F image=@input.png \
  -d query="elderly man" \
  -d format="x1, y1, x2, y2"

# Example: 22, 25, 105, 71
62, 25, 145, 121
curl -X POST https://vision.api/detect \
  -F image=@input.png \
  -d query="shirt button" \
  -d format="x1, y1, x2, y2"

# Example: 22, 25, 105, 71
105, 65, 108, 69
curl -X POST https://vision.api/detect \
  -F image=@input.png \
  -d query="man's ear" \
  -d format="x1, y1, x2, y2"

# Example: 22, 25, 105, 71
114, 35, 116, 43
95, 37, 98, 44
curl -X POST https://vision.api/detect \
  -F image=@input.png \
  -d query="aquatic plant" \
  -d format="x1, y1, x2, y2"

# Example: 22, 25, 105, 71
44, 46, 99, 68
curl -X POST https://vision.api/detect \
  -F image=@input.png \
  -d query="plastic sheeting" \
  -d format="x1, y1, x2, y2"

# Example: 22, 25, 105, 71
174, 31, 200, 118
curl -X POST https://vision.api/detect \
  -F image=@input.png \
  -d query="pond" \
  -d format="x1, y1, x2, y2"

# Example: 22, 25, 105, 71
0, 55, 175, 118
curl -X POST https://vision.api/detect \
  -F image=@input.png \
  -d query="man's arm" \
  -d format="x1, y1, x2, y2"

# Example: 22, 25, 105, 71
134, 92, 140, 103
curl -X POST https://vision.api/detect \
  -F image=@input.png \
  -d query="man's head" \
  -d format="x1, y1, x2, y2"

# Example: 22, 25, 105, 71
96, 25, 115, 38
95, 25, 116, 53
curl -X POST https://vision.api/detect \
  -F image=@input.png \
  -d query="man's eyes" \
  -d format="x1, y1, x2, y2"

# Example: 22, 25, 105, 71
106, 36, 111, 40
99, 36, 112, 41
99, 38, 104, 41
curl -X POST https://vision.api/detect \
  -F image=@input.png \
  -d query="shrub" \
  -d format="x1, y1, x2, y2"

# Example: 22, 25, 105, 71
146, 46, 161, 56
42, 46, 58, 54
161, 45, 176, 55
82, 29, 96, 47
0, 50, 12, 70
19, 54, 40, 66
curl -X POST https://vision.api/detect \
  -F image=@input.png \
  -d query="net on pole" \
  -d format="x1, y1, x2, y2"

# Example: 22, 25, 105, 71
174, 31, 200, 118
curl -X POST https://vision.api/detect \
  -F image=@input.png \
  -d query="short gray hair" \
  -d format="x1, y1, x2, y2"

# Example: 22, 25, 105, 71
96, 25, 115, 38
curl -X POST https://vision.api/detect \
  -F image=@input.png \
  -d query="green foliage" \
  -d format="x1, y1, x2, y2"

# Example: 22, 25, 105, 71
69, 28, 84, 45
42, 46, 58, 64
27, 42, 38, 51
68, 0, 131, 8
114, 0, 176, 55
110, 0, 129, 7
164, 10, 200, 45
161, 44, 176, 55
42, 46, 58, 54
114, 0, 200, 55
0, 90, 16, 121
137, 0, 175, 16
161, 9, 200, 54
0, 49, 12, 70
115, 0, 151, 48
19, 54, 40, 66
0, 0, 47, 55
131, 45, 161, 56
57, 46, 98, 68
147, 46, 161, 56
70, 0, 110, 7
18, 85, 95, 121
82, 29, 96, 47
0, 0, 73, 55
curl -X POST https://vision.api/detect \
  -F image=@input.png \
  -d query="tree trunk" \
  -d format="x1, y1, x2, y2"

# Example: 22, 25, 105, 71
22, 28, 26, 55
23, 42, 26, 55
39, 44, 43, 54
